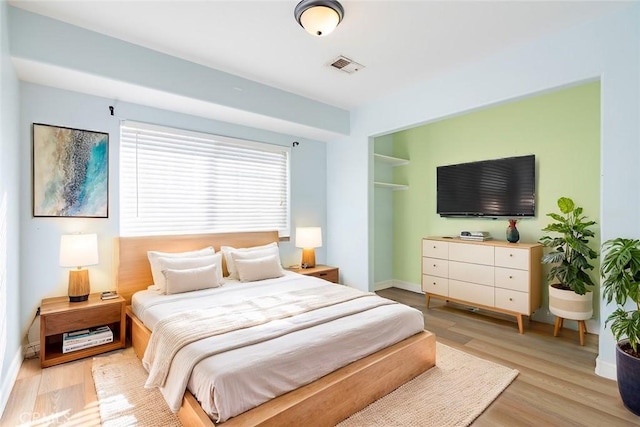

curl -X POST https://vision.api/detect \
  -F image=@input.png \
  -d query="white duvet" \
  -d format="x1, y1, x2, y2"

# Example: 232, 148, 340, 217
133, 272, 425, 423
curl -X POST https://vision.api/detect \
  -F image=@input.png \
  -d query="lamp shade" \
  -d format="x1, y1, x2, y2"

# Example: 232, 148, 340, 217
296, 227, 323, 249
294, 0, 344, 37
60, 234, 99, 268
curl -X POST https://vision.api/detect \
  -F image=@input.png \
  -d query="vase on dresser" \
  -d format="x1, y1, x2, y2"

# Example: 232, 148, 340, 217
506, 219, 520, 243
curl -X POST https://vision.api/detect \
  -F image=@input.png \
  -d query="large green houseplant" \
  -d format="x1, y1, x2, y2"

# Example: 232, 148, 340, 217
601, 237, 640, 415
540, 197, 598, 332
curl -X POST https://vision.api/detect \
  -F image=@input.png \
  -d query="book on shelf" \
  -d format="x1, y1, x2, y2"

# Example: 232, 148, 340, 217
62, 325, 113, 353
63, 326, 112, 344
63, 335, 113, 353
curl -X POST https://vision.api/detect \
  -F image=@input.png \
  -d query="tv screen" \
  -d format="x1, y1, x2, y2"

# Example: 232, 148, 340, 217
436, 154, 535, 217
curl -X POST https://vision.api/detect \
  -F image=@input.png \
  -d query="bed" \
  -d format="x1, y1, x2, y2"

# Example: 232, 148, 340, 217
115, 231, 436, 426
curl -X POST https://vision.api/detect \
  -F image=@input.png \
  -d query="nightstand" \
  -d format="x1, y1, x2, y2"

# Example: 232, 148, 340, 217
40, 293, 126, 367
289, 265, 339, 284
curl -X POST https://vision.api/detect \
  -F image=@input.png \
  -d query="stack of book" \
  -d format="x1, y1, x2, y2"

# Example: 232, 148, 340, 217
62, 325, 113, 353
459, 231, 492, 241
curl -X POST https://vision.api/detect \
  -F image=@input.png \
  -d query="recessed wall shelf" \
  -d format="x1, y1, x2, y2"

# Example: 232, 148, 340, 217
374, 153, 409, 190
374, 153, 409, 167
374, 181, 409, 191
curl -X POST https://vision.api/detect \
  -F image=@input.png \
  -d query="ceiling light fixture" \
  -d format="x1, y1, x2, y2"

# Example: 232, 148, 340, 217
294, 0, 344, 37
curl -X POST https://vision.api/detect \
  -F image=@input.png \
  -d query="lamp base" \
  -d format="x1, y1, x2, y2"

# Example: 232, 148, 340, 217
68, 269, 90, 303
301, 248, 316, 269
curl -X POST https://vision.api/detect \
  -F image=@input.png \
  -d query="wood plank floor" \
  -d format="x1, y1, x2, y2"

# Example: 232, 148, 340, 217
377, 287, 640, 426
1, 287, 638, 426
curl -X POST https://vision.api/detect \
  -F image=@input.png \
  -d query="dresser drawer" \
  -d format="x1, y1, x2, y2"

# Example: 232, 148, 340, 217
495, 247, 529, 270
449, 279, 494, 307
449, 261, 494, 286
449, 242, 494, 266
422, 239, 448, 259
307, 269, 339, 283
495, 288, 529, 314
495, 267, 529, 292
422, 257, 449, 278
43, 303, 121, 336
422, 275, 448, 297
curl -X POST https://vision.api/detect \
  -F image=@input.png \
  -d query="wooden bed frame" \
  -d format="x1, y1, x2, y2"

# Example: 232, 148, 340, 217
114, 231, 436, 426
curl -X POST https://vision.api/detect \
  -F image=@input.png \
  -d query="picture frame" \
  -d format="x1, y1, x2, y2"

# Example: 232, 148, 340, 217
32, 123, 109, 218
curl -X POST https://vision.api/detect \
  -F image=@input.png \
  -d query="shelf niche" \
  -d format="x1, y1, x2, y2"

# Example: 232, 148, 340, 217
374, 153, 409, 190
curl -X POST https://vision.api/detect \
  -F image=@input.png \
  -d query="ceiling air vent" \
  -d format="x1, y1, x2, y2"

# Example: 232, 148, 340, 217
329, 56, 364, 74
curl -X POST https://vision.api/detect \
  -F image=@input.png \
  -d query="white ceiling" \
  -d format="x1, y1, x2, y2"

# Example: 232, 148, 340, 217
8, 1, 631, 112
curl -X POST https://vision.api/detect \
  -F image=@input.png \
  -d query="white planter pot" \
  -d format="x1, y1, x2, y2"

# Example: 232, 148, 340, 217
548, 284, 593, 320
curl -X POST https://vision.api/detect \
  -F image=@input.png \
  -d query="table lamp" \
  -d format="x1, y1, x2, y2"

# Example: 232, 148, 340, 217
295, 227, 322, 268
59, 233, 99, 302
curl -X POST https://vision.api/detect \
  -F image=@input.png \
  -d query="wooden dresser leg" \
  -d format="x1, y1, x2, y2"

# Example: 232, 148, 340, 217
425, 294, 431, 309
516, 314, 524, 334
554, 317, 563, 337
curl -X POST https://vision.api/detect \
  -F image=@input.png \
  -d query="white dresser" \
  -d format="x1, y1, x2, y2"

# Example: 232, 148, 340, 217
422, 237, 543, 333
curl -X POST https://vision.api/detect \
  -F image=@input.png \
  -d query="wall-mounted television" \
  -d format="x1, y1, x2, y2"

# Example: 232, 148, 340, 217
436, 154, 536, 218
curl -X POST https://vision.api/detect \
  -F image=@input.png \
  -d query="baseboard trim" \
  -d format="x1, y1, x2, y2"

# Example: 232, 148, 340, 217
0, 347, 23, 419
373, 280, 394, 291
374, 280, 423, 294
595, 356, 617, 380
389, 280, 422, 294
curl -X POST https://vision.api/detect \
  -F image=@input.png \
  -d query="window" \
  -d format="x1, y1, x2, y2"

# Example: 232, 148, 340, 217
120, 121, 290, 237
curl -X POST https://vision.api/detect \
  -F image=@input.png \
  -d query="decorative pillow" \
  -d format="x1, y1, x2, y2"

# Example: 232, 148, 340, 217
162, 264, 221, 294
221, 242, 280, 280
148, 246, 215, 289
233, 254, 284, 283
155, 253, 223, 293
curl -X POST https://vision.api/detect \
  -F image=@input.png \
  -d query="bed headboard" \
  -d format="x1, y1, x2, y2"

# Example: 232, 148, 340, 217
114, 231, 280, 305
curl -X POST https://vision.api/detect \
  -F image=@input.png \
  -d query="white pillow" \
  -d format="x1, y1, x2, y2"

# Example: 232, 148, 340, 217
155, 253, 223, 293
162, 264, 221, 294
233, 254, 284, 283
148, 246, 215, 289
221, 242, 280, 280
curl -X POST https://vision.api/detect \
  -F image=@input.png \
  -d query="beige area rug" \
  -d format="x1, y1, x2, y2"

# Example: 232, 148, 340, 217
92, 343, 518, 427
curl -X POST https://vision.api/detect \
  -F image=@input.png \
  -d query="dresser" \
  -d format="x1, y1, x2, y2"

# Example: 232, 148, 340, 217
422, 237, 542, 333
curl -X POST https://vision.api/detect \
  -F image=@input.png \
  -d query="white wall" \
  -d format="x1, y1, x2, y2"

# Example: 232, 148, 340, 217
327, 5, 640, 379
0, 0, 22, 417
18, 83, 328, 343
372, 135, 395, 287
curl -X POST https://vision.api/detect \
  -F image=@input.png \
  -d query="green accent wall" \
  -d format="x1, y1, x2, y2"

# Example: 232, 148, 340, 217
390, 81, 600, 318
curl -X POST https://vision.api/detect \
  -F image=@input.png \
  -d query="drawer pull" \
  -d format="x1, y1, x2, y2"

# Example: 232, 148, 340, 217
509, 276, 513, 279
509, 298, 513, 301
433, 246, 436, 248
433, 264, 437, 267
432, 282, 436, 285
509, 254, 513, 257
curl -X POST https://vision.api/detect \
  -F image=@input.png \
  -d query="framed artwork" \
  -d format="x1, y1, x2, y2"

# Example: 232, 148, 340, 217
32, 123, 109, 218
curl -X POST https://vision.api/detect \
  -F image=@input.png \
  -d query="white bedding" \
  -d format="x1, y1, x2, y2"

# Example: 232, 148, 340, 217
133, 272, 425, 423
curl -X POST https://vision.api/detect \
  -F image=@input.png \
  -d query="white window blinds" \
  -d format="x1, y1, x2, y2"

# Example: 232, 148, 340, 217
120, 121, 290, 237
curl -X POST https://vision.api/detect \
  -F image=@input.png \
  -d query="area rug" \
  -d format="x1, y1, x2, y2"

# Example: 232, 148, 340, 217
92, 343, 518, 427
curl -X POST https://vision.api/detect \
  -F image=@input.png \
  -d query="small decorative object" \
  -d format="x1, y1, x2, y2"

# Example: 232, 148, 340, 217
33, 123, 109, 218
506, 219, 520, 243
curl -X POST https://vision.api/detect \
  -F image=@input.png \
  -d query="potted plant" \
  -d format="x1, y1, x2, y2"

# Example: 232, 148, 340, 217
540, 197, 598, 334
601, 237, 640, 415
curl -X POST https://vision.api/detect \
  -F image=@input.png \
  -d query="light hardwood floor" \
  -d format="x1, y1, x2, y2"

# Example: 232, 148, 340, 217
1, 287, 639, 426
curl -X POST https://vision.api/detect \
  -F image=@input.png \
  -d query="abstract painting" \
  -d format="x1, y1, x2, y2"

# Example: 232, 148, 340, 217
33, 123, 109, 217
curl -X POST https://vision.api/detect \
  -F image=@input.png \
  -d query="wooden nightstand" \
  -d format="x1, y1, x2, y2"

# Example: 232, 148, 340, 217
40, 293, 126, 367
289, 265, 339, 284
